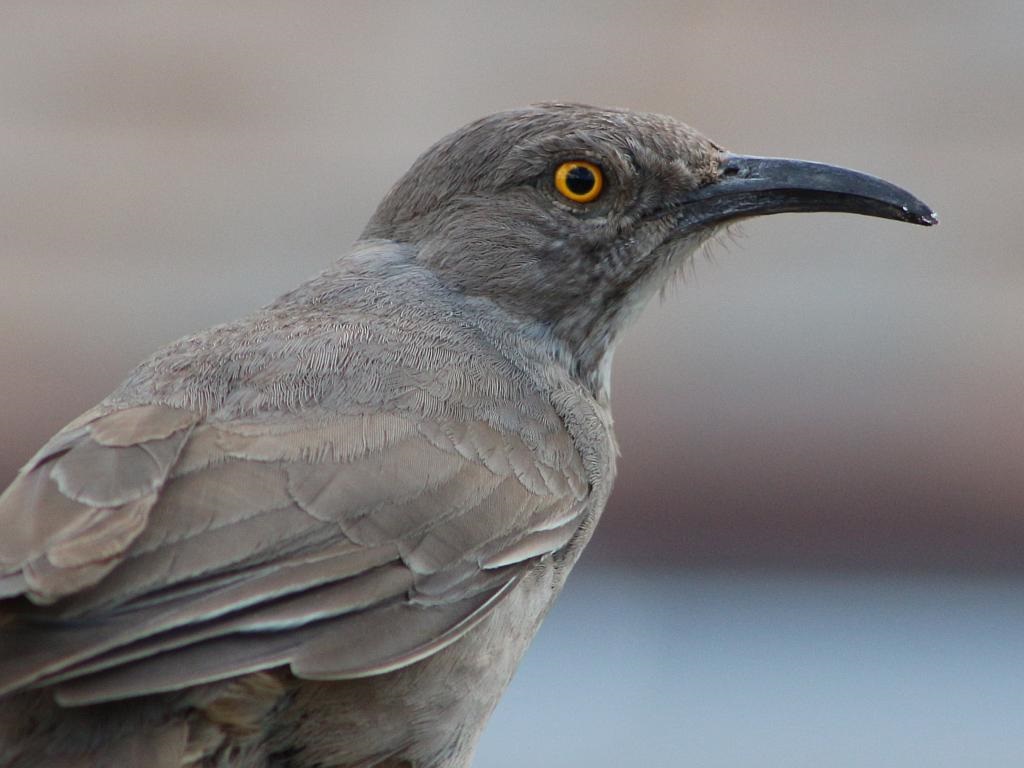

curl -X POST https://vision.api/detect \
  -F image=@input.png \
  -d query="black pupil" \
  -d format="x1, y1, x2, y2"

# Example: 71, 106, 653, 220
565, 165, 596, 195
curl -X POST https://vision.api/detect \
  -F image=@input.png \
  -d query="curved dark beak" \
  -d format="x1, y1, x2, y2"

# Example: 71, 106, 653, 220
677, 153, 938, 230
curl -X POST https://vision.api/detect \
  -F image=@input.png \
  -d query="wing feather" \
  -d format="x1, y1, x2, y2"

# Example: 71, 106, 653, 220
52, 579, 513, 706
0, 405, 197, 604
0, 399, 588, 703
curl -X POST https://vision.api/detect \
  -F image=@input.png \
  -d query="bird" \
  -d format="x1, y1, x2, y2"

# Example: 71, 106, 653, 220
0, 103, 935, 767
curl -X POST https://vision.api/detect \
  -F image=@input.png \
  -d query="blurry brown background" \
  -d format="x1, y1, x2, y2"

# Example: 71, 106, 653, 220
2, 4, 1023, 764
3, 1, 1021, 573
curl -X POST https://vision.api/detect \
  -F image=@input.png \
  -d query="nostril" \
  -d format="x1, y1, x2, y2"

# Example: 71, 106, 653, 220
720, 161, 742, 177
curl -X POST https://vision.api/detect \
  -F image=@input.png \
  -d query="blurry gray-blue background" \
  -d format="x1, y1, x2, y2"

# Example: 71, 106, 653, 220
1, 2, 1022, 765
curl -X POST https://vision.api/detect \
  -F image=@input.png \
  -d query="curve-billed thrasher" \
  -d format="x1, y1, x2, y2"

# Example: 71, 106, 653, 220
0, 104, 935, 767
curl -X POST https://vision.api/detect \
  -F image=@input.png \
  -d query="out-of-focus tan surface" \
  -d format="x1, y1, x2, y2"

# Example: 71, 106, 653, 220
2, 1, 1021, 572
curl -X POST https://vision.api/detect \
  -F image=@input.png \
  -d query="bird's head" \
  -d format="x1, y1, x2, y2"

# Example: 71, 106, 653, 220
363, 104, 936, 385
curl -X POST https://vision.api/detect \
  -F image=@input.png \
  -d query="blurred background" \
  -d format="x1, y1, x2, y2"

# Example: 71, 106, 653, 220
1, 2, 1022, 765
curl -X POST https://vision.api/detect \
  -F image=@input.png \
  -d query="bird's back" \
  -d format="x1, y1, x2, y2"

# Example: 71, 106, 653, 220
0, 242, 617, 767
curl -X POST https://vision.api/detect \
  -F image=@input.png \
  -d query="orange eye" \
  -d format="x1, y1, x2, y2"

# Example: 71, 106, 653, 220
554, 160, 603, 203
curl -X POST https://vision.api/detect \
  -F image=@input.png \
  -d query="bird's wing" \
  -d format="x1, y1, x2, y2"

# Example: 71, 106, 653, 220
0, 402, 588, 705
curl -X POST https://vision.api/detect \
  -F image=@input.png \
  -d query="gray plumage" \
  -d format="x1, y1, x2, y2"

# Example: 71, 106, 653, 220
0, 104, 934, 767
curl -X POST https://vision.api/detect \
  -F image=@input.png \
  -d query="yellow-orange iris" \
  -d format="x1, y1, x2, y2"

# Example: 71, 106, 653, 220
554, 161, 603, 203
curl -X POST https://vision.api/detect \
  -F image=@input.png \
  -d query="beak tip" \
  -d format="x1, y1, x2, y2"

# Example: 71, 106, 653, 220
910, 205, 939, 227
